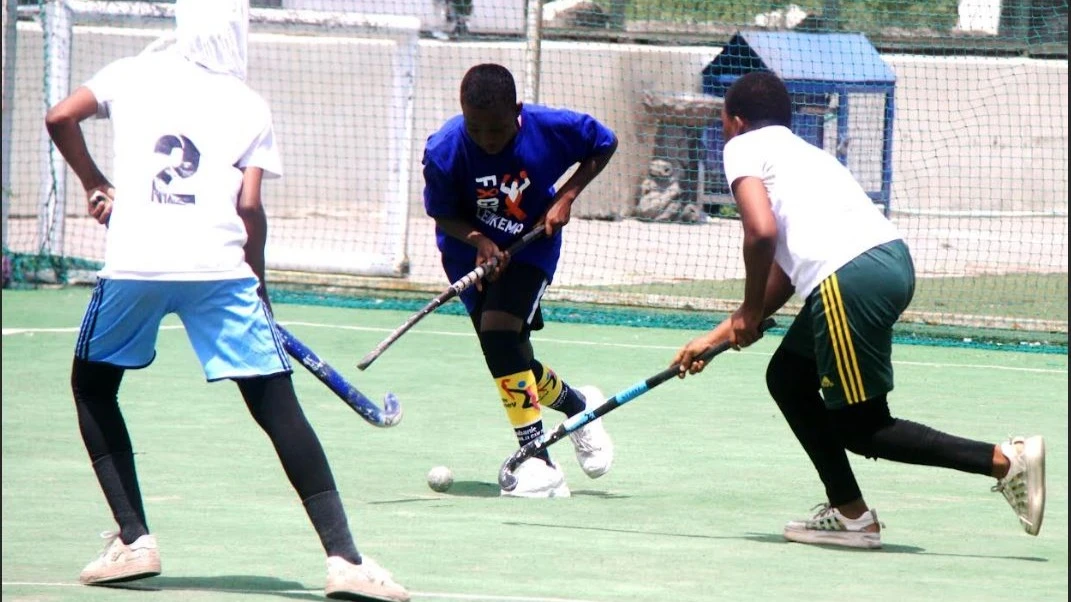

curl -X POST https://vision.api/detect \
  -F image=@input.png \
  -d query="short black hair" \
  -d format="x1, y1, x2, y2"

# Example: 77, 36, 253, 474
724, 71, 792, 129
460, 63, 517, 110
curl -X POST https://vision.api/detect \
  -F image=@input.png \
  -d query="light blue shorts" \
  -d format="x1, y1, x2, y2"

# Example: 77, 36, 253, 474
75, 278, 292, 382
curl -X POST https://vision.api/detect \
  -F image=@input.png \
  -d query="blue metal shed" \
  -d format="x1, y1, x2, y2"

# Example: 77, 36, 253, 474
701, 31, 897, 214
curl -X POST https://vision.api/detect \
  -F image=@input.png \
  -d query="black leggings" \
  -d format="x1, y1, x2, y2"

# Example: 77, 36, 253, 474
236, 374, 338, 499
766, 348, 994, 506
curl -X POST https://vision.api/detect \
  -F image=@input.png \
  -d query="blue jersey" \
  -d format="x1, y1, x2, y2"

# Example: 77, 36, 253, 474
422, 103, 616, 279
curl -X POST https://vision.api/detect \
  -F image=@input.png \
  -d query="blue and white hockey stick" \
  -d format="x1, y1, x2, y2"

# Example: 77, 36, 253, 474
357, 225, 546, 371
497, 318, 776, 490
277, 324, 403, 428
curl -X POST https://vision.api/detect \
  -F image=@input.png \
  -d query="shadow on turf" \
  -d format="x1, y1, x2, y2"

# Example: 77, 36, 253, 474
504, 522, 1049, 561
367, 480, 631, 500
100, 575, 321, 600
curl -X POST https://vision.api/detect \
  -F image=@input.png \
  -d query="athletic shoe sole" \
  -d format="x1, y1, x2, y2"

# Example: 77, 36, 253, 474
783, 527, 882, 549
1022, 435, 1046, 536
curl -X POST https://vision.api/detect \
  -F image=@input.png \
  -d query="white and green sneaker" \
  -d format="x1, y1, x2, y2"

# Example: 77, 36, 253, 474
783, 504, 883, 549
993, 435, 1046, 536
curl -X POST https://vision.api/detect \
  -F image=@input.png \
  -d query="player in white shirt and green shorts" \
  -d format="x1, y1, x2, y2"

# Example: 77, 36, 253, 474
45, 2, 408, 600
673, 71, 1045, 549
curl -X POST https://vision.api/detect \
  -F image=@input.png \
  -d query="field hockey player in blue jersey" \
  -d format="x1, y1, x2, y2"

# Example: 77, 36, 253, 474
422, 63, 618, 498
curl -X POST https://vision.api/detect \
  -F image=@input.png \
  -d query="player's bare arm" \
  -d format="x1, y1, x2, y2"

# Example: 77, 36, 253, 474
433, 216, 506, 286
730, 175, 778, 348
672, 176, 779, 374
759, 262, 794, 317
236, 166, 269, 306
541, 136, 619, 236
45, 86, 114, 224
673, 320, 732, 377
674, 265, 791, 377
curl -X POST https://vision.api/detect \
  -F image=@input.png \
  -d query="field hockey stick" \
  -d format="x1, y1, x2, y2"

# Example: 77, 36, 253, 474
276, 324, 403, 428
357, 225, 547, 371
498, 317, 777, 491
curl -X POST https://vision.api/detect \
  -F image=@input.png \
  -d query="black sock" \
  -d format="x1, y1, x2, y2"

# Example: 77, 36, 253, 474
515, 421, 552, 465
91, 453, 150, 545
766, 348, 863, 506
303, 491, 362, 564
237, 374, 360, 562
72, 358, 149, 545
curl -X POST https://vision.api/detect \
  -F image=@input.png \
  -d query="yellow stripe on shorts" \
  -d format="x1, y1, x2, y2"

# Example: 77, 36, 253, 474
820, 279, 861, 404
828, 274, 867, 402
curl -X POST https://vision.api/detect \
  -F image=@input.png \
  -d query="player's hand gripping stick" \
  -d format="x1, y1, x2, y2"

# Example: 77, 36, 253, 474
357, 225, 546, 371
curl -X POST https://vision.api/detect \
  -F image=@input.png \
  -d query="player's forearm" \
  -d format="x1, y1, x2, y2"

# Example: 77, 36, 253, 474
555, 137, 618, 202
435, 217, 491, 248
236, 167, 269, 287
44, 118, 108, 191
762, 264, 795, 316
240, 205, 268, 285
741, 232, 776, 314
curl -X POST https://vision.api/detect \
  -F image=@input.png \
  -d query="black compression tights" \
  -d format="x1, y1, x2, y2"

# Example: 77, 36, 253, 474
237, 374, 361, 563
72, 358, 148, 545
829, 395, 994, 476
766, 348, 996, 508
236, 374, 339, 498
73, 361, 359, 562
765, 348, 863, 506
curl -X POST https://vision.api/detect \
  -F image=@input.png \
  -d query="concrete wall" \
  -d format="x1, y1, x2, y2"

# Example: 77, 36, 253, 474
6, 22, 1067, 240
282, 0, 527, 34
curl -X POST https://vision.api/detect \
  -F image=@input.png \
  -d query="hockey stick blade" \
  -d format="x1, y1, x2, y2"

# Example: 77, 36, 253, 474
357, 225, 547, 371
498, 317, 777, 490
277, 325, 403, 427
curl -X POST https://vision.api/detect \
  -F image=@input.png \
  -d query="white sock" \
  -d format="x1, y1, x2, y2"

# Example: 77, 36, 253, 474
1000, 440, 1025, 480
836, 508, 877, 530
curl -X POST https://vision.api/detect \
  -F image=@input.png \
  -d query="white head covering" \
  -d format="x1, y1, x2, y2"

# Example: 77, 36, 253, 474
173, 0, 250, 80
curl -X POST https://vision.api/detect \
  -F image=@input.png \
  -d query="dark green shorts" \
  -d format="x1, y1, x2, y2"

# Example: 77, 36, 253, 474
779, 239, 915, 408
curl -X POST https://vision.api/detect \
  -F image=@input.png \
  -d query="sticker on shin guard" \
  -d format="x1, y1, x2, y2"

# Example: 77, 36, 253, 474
536, 366, 567, 409
497, 370, 542, 428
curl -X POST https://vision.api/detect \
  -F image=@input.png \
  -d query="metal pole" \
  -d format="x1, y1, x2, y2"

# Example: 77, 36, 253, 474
386, 29, 418, 277
823, 0, 840, 30
1, 0, 17, 250
523, 0, 543, 104
607, 0, 629, 31
40, 0, 71, 259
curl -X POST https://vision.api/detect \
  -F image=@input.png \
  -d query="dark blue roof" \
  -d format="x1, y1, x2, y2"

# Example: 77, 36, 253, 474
708, 31, 896, 83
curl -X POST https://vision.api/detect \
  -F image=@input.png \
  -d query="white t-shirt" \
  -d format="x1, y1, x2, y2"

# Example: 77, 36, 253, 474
85, 50, 282, 281
723, 125, 900, 299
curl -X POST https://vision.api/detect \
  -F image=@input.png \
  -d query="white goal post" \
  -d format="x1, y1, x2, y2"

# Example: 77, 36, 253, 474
25, 0, 419, 277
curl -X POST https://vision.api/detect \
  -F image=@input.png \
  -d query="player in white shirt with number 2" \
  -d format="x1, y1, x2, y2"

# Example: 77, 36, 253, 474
44, 1, 409, 600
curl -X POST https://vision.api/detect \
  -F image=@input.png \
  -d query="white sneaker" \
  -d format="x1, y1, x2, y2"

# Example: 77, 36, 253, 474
568, 386, 614, 479
79, 532, 161, 585
993, 435, 1046, 536
499, 458, 571, 498
325, 556, 410, 602
783, 504, 883, 549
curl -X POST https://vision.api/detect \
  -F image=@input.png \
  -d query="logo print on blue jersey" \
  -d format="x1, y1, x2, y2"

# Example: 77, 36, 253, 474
499, 171, 530, 219
473, 171, 530, 234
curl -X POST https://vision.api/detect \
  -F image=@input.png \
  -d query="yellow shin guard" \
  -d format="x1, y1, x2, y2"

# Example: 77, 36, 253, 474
537, 365, 567, 409
496, 370, 542, 428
